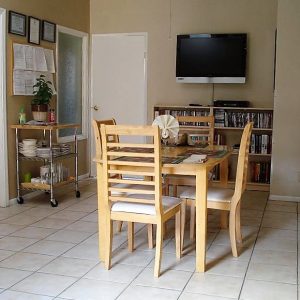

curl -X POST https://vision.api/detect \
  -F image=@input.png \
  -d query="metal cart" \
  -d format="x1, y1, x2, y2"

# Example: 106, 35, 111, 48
11, 123, 80, 207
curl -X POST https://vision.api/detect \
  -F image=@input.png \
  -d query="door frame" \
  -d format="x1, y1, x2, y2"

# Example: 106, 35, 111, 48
56, 25, 89, 143
0, 7, 8, 207
89, 32, 148, 176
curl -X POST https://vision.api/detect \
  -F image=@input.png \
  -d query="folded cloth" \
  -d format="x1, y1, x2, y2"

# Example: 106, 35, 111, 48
182, 154, 207, 164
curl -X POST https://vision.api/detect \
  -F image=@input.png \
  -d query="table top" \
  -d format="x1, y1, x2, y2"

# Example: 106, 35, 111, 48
11, 123, 80, 130
94, 145, 231, 175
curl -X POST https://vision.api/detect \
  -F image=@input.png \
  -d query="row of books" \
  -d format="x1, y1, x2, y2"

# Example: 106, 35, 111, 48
154, 109, 209, 119
214, 133, 226, 146
214, 110, 273, 129
250, 134, 272, 154
250, 162, 271, 183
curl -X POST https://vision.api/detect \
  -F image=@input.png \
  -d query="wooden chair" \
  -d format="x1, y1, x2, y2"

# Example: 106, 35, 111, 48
165, 115, 215, 197
180, 122, 253, 257
101, 124, 182, 277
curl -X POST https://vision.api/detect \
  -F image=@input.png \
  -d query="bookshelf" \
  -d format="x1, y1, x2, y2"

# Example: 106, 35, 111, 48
153, 105, 273, 191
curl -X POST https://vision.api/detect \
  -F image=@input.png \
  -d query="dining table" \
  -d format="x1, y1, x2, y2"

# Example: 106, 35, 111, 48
94, 145, 231, 272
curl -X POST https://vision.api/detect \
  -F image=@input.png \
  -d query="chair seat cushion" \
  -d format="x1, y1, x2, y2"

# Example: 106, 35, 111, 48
180, 187, 233, 203
111, 195, 181, 215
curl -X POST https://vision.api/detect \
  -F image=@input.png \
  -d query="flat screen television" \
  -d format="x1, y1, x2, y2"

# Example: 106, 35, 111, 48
176, 33, 247, 83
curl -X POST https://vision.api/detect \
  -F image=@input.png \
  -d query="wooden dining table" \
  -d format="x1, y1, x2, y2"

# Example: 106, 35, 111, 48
94, 145, 231, 272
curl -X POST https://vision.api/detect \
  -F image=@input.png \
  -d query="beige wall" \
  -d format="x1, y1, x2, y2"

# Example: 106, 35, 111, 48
91, 0, 277, 122
0, 0, 90, 198
270, 0, 300, 198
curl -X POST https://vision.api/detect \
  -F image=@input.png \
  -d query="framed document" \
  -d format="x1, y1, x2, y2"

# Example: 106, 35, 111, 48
8, 11, 26, 36
42, 20, 56, 43
28, 16, 41, 45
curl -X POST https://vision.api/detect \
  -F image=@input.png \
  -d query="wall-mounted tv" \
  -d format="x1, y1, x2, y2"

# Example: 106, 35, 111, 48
176, 33, 247, 84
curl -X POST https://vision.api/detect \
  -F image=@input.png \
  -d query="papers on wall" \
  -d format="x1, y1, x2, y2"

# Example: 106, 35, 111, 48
13, 71, 56, 96
13, 43, 56, 96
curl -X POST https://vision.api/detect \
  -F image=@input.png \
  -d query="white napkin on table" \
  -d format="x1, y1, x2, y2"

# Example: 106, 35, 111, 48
182, 154, 207, 164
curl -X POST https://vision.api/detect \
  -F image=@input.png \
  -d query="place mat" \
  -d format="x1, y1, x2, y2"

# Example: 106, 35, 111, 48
183, 149, 228, 158
113, 155, 188, 164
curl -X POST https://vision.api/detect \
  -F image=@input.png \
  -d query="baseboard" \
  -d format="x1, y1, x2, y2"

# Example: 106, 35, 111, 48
269, 194, 300, 202
9, 173, 91, 206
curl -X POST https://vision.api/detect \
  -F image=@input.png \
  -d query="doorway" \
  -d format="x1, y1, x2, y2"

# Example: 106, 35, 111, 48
0, 7, 8, 207
90, 33, 148, 176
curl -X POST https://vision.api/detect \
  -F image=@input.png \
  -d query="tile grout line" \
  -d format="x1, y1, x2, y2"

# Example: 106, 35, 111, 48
0, 185, 99, 297
237, 196, 269, 300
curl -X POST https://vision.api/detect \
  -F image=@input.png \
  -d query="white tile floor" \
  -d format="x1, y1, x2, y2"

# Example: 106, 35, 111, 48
0, 179, 298, 300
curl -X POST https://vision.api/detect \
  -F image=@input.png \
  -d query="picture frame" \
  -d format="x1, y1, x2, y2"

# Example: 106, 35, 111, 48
42, 20, 56, 43
28, 16, 41, 45
8, 11, 26, 36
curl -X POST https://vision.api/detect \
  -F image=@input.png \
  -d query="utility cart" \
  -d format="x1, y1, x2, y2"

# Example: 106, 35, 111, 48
11, 123, 80, 207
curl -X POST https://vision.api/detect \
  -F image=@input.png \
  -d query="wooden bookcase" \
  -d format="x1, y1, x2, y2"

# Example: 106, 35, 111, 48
153, 105, 273, 191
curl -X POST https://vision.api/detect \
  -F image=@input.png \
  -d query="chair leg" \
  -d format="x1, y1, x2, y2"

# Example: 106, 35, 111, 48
236, 202, 242, 244
229, 210, 238, 257
190, 203, 196, 241
175, 210, 181, 259
128, 222, 134, 252
220, 211, 229, 229
147, 224, 154, 249
181, 201, 186, 251
154, 220, 163, 277
116, 221, 123, 233
104, 219, 113, 270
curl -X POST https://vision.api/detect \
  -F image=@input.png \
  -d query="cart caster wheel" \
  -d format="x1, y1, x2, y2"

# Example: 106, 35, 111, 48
76, 191, 80, 198
17, 197, 24, 204
50, 199, 58, 207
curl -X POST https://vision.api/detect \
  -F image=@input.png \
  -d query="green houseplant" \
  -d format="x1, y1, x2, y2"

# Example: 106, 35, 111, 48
32, 75, 53, 121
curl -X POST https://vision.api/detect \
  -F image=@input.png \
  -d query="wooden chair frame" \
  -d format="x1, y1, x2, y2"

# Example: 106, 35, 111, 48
100, 124, 182, 277
181, 122, 253, 256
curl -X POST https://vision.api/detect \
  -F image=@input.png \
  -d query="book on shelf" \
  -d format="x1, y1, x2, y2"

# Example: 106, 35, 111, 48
250, 162, 271, 184
250, 134, 272, 154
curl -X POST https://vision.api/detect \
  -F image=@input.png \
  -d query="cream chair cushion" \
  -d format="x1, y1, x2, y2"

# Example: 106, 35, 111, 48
180, 187, 233, 203
111, 194, 181, 215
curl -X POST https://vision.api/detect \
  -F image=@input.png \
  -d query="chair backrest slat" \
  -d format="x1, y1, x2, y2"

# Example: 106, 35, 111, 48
177, 115, 215, 145
232, 122, 253, 206
101, 124, 163, 215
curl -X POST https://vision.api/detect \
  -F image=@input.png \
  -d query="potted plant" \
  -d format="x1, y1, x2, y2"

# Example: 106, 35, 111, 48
32, 75, 53, 122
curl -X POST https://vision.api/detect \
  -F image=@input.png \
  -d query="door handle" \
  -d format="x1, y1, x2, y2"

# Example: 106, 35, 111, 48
92, 105, 99, 111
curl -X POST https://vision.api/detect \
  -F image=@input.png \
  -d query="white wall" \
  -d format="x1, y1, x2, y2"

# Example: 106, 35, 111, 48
270, 0, 300, 200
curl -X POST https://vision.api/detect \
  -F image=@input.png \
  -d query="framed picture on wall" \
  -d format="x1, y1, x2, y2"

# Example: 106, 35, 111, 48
28, 16, 41, 45
42, 20, 56, 43
8, 11, 26, 36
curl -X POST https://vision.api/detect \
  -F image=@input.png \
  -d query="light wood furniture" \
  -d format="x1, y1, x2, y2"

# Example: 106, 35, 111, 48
11, 123, 80, 207
100, 124, 182, 277
180, 122, 253, 257
165, 115, 215, 197
95, 142, 231, 272
93, 119, 153, 237
154, 105, 273, 191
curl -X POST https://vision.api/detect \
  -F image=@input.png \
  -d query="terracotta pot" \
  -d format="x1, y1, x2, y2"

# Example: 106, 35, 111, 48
31, 104, 48, 122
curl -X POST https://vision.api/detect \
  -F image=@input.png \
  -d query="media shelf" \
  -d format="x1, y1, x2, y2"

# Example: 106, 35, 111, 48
153, 105, 273, 191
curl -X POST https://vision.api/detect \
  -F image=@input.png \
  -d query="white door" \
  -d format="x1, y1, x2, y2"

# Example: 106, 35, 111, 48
90, 33, 147, 176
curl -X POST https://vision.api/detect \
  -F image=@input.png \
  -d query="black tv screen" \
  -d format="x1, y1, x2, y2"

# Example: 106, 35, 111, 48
176, 33, 247, 83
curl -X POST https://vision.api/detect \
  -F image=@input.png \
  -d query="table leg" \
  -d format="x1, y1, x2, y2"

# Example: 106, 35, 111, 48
195, 168, 208, 272
219, 158, 229, 187
219, 158, 229, 229
97, 163, 106, 261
